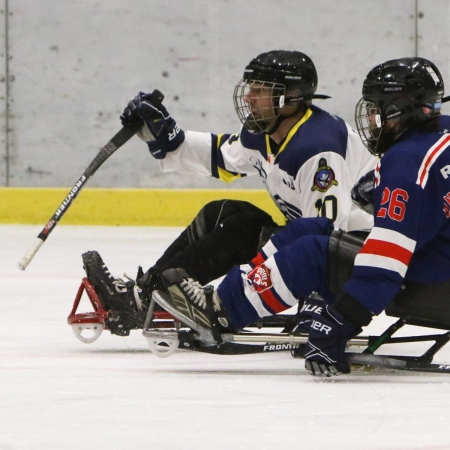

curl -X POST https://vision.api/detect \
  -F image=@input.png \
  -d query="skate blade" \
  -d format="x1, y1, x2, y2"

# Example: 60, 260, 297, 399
143, 330, 180, 358
151, 290, 218, 346
70, 322, 105, 344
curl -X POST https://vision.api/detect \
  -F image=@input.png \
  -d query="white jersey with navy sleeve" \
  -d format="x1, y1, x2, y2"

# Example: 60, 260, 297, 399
160, 105, 377, 231
344, 125, 450, 314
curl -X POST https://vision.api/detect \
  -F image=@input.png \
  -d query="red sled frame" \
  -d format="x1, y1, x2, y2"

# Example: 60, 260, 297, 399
67, 278, 178, 343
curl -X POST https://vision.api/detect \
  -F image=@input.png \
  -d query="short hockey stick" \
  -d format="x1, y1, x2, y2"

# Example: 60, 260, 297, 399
17, 89, 164, 270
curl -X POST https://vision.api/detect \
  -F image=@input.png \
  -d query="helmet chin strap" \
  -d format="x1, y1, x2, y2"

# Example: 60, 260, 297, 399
264, 115, 285, 135
264, 102, 306, 135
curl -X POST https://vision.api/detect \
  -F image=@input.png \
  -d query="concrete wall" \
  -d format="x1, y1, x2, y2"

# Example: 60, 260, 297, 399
1, 0, 449, 189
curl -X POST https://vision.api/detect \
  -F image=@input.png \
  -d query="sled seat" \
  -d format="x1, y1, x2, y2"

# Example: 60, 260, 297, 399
385, 279, 450, 329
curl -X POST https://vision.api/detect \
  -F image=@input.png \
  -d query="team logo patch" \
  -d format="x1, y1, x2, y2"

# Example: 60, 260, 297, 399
311, 158, 338, 192
246, 264, 273, 293
444, 192, 450, 218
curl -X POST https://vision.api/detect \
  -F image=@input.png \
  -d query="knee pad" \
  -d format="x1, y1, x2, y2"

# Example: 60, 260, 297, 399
186, 199, 276, 243
328, 230, 367, 294
169, 211, 276, 285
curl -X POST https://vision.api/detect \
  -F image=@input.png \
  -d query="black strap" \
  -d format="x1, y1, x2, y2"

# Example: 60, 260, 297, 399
203, 285, 224, 344
328, 230, 367, 294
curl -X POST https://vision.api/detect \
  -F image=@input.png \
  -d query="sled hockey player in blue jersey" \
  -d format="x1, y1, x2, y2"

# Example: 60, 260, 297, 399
152, 57, 450, 376
82, 50, 377, 334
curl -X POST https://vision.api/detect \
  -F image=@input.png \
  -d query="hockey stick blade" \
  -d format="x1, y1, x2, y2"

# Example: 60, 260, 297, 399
17, 89, 164, 270
346, 353, 450, 374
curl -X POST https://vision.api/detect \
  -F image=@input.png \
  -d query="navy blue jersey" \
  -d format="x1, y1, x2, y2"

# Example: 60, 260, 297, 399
345, 124, 450, 314
217, 117, 450, 328
439, 115, 450, 132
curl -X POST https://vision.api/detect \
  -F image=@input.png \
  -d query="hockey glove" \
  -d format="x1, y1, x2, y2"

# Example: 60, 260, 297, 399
120, 97, 144, 128
290, 294, 326, 358
351, 171, 375, 215
304, 302, 360, 377
123, 92, 185, 159
295, 293, 326, 334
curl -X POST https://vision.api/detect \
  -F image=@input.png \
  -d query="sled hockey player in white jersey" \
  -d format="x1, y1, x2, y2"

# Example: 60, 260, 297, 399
130, 50, 376, 231
80, 50, 376, 336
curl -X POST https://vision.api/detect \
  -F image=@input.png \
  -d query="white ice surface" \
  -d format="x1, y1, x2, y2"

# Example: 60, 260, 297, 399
1, 224, 450, 450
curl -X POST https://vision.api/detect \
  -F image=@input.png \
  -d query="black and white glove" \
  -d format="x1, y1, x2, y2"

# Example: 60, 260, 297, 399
290, 294, 326, 358
120, 92, 185, 159
120, 95, 144, 128
351, 171, 375, 215
304, 302, 360, 377
295, 293, 325, 334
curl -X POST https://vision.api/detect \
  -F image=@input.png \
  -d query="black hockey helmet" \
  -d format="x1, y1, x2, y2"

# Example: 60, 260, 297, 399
243, 50, 318, 103
234, 50, 319, 134
355, 57, 444, 155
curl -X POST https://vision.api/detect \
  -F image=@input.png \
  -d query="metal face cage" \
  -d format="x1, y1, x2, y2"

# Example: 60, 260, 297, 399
355, 97, 383, 156
233, 79, 285, 134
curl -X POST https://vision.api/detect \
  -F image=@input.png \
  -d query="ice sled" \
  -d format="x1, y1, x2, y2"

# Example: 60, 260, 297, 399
142, 281, 450, 373
67, 277, 450, 373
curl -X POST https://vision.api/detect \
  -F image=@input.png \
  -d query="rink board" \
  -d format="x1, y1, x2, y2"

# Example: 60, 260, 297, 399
0, 187, 286, 226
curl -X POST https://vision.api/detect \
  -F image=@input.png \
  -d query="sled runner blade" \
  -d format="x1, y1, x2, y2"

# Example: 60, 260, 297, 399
67, 277, 108, 343
144, 330, 180, 358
